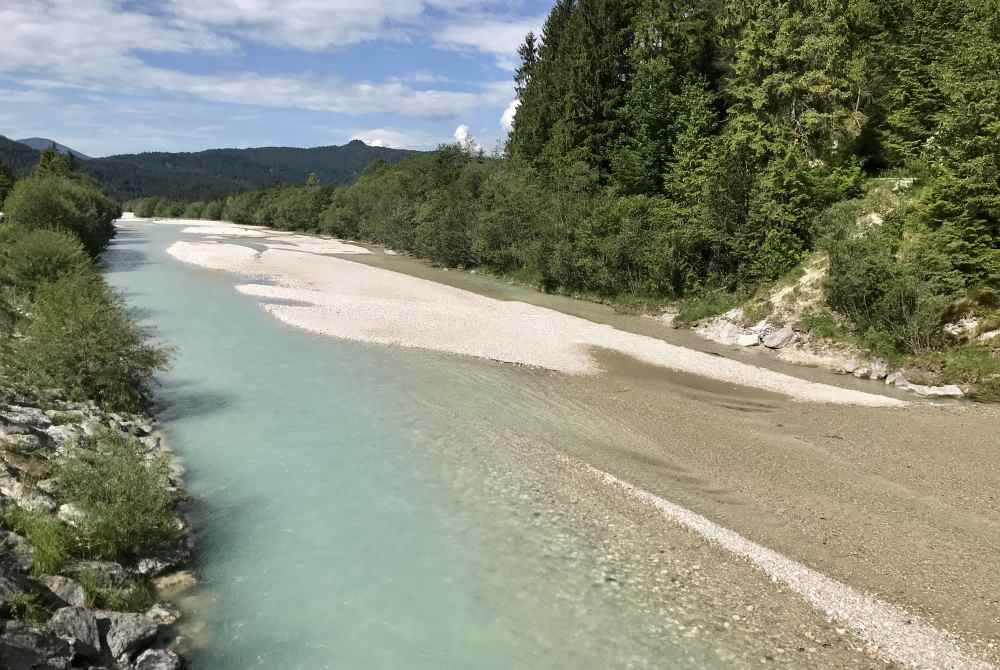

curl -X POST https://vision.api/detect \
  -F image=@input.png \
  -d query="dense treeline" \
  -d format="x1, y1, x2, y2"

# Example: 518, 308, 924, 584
1, 148, 167, 412
128, 0, 998, 378
126, 175, 335, 232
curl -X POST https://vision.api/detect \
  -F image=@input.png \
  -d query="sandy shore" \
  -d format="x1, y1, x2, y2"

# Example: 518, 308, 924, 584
162, 221, 902, 407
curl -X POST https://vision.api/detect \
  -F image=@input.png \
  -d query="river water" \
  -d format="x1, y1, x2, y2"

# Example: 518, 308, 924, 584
103, 222, 721, 669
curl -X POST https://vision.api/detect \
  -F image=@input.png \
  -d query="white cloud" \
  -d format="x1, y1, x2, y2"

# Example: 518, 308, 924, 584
0, 2, 513, 120
500, 99, 519, 132
453, 124, 482, 153
433, 15, 544, 70
351, 128, 441, 150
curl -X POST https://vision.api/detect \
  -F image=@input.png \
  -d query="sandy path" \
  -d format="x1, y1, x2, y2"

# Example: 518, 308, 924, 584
163, 226, 904, 407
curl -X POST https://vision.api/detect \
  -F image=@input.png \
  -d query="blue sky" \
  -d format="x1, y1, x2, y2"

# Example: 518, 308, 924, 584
0, 1, 550, 157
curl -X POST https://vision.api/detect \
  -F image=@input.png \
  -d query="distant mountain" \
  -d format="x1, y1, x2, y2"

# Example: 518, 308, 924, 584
86, 140, 421, 201
0, 135, 41, 175
0, 136, 419, 201
16, 137, 92, 160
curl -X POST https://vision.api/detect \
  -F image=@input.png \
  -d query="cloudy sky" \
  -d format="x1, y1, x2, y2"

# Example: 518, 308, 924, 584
0, 0, 548, 157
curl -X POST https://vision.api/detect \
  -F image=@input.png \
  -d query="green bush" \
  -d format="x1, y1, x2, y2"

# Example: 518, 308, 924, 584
61, 433, 177, 562
182, 201, 205, 219
0, 227, 91, 296
0, 508, 70, 575
202, 200, 224, 220
78, 569, 156, 612
4, 272, 169, 412
3, 175, 118, 257
8, 593, 49, 625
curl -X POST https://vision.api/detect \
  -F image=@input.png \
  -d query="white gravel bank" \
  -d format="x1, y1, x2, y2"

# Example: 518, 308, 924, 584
166, 233, 904, 407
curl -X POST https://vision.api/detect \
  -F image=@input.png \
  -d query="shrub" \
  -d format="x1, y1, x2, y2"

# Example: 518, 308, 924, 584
78, 569, 156, 611
202, 200, 224, 220
61, 432, 178, 562
182, 201, 205, 219
8, 593, 49, 625
4, 272, 169, 412
2, 175, 118, 257
0, 227, 91, 296
0, 508, 70, 575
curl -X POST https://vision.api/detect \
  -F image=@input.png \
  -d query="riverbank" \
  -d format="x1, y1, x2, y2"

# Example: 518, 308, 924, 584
0, 388, 192, 669
130, 216, 1000, 669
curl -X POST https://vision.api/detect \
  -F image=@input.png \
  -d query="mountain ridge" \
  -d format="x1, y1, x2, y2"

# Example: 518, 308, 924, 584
0, 135, 419, 201
17, 137, 92, 160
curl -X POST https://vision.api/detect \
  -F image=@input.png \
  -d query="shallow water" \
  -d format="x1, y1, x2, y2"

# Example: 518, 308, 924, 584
103, 222, 719, 669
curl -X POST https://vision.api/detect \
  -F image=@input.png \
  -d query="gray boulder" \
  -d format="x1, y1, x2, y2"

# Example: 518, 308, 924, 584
762, 326, 797, 349
42, 576, 87, 608
134, 648, 181, 670
47, 607, 101, 659
1, 406, 51, 428
0, 620, 74, 670
97, 611, 158, 661
0, 530, 35, 573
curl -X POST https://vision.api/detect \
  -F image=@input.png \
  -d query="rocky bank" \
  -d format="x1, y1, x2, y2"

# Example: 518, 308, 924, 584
0, 391, 193, 670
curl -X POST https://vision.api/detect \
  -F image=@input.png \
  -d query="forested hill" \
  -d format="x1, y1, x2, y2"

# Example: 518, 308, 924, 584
85, 141, 420, 200
0, 136, 418, 200
0, 135, 42, 175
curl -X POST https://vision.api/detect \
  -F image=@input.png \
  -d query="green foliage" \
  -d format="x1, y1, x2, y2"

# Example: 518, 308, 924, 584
0, 227, 92, 297
3, 272, 169, 412
3, 174, 118, 257
676, 291, 739, 325
0, 508, 70, 575
77, 568, 156, 612
0, 162, 13, 203
8, 593, 49, 625
60, 432, 178, 562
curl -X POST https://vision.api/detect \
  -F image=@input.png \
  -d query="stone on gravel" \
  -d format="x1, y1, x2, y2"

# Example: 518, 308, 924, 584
47, 607, 101, 658
736, 333, 761, 347
0, 620, 73, 670
762, 327, 797, 350
42, 576, 87, 608
885, 372, 908, 387
134, 648, 181, 670
909, 383, 964, 399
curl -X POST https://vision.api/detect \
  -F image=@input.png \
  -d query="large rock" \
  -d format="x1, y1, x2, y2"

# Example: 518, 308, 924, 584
134, 648, 181, 670
909, 383, 964, 399
42, 576, 87, 608
47, 607, 101, 659
0, 467, 58, 513
0, 530, 35, 573
1, 406, 51, 428
0, 620, 74, 670
762, 326, 797, 350
96, 611, 158, 662
736, 333, 761, 347
57, 503, 87, 527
